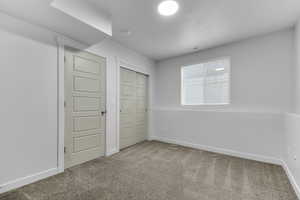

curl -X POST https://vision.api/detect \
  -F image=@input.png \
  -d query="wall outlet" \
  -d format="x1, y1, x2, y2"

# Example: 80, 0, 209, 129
294, 155, 297, 161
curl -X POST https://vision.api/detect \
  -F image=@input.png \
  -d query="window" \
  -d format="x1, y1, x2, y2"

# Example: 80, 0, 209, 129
181, 58, 230, 105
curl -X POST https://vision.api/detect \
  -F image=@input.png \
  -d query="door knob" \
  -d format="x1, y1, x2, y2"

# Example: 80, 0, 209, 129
101, 111, 107, 116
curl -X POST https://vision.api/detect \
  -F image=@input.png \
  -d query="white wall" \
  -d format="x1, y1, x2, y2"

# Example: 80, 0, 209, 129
0, 13, 156, 193
293, 20, 300, 114
153, 29, 294, 163
153, 109, 284, 163
283, 113, 300, 197
155, 29, 293, 112
282, 20, 300, 197
0, 27, 58, 187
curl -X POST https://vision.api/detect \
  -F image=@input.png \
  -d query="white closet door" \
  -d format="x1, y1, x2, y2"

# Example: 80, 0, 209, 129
120, 68, 148, 149
65, 48, 106, 168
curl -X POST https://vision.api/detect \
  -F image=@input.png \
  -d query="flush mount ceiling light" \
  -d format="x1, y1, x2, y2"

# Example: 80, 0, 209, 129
158, 0, 179, 16
215, 67, 225, 71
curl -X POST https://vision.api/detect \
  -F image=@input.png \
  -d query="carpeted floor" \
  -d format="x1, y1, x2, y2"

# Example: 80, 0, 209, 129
0, 141, 298, 200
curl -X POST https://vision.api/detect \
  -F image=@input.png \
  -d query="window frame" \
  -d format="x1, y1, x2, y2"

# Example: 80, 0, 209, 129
180, 57, 231, 106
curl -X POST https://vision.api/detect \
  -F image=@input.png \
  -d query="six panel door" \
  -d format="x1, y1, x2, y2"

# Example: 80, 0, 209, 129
65, 48, 106, 168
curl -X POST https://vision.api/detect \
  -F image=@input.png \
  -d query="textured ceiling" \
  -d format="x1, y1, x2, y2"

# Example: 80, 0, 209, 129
1, 0, 300, 60
90, 0, 300, 60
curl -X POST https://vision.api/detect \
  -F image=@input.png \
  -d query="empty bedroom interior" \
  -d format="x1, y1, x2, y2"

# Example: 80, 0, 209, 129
1, 0, 300, 199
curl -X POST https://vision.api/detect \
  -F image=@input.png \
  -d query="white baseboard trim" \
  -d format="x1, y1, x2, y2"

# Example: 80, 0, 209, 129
106, 148, 119, 156
149, 136, 282, 165
281, 161, 300, 199
0, 168, 60, 194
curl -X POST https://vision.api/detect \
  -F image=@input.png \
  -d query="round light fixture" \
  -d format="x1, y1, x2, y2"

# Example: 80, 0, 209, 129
158, 0, 179, 16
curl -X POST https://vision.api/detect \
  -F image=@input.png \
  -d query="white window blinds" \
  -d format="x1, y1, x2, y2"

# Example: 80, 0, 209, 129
181, 58, 230, 105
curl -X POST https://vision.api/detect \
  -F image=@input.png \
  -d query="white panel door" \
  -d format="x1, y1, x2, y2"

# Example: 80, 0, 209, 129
120, 68, 148, 149
65, 48, 106, 168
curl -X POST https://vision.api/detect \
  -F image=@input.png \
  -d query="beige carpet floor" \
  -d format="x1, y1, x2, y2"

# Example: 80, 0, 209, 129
0, 141, 298, 200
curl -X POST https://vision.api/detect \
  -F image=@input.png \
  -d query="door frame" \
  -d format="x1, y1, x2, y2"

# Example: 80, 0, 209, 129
56, 37, 108, 172
116, 58, 151, 152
